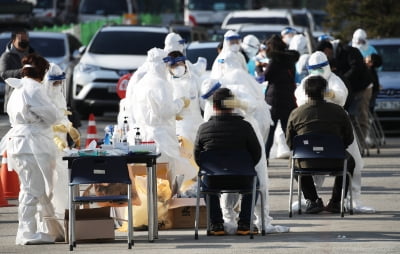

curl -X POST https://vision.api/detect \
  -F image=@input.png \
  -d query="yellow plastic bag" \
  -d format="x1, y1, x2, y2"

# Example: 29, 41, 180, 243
119, 175, 173, 230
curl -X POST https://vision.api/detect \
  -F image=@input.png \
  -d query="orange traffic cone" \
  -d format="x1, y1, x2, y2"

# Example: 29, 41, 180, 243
1, 151, 19, 199
85, 113, 98, 148
0, 152, 15, 207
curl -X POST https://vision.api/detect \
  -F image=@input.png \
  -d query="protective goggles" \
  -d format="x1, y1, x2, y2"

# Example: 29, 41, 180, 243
47, 72, 66, 81
201, 82, 222, 99
225, 35, 241, 41
307, 61, 329, 70
163, 56, 186, 65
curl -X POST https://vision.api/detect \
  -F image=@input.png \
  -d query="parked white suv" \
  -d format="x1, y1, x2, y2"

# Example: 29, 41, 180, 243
72, 25, 168, 116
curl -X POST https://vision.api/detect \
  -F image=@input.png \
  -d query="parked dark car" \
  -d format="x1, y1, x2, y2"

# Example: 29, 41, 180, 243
369, 38, 400, 135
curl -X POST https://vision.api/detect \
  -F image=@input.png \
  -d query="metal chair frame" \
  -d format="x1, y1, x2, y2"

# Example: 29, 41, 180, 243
288, 133, 353, 218
194, 150, 265, 239
68, 157, 133, 251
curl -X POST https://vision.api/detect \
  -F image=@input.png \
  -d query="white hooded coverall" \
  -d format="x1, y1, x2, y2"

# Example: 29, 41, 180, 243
200, 53, 289, 233
4, 77, 64, 245
131, 48, 195, 186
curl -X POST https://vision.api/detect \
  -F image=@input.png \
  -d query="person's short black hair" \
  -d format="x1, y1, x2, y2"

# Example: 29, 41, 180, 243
11, 28, 28, 41
213, 87, 234, 111
304, 76, 327, 100
168, 50, 184, 58
316, 40, 333, 52
370, 53, 382, 68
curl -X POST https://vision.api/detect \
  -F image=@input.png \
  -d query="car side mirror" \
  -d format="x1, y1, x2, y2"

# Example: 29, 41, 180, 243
78, 46, 87, 55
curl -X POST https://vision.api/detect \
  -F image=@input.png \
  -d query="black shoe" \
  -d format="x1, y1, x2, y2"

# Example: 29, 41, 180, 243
236, 221, 250, 235
210, 222, 225, 236
325, 200, 341, 213
305, 198, 324, 214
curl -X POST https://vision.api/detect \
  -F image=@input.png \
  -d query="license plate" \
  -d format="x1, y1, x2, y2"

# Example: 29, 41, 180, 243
375, 101, 400, 110
108, 85, 116, 93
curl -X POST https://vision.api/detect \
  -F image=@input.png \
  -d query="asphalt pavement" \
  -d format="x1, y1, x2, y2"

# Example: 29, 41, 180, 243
0, 114, 399, 253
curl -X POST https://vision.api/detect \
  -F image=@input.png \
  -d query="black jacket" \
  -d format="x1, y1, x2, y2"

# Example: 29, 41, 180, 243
264, 49, 299, 117
194, 113, 261, 166
0, 42, 34, 112
334, 43, 372, 93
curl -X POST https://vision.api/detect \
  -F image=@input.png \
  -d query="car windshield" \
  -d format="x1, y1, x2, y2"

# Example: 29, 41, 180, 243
89, 31, 166, 55
186, 45, 218, 70
188, 0, 247, 11
227, 17, 289, 25
292, 13, 310, 28
238, 31, 281, 42
30, 37, 66, 57
34, 0, 53, 8
374, 44, 400, 71
80, 0, 128, 15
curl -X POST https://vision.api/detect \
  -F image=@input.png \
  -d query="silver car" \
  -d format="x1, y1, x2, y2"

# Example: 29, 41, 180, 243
72, 25, 168, 117
369, 38, 400, 135
0, 31, 81, 113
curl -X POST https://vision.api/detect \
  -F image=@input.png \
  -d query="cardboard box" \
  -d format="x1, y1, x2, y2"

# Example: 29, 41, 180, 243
64, 207, 115, 242
127, 162, 168, 180
168, 198, 207, 229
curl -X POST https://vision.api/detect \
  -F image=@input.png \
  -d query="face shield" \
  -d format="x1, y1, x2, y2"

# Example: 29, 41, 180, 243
307, 61, 331, 80
44, 63, 66, 99
223, 30, 241, 53
242, 35, 260, 59
281, 27, 297, 45
164, 55, 187, 78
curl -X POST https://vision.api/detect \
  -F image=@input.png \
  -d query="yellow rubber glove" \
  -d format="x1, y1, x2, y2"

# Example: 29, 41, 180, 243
53, 135, 67, 150
176, 115, 184, 121
182, 97, 190, 108
52, 124, 68, 133
69, 127, 81, 148
64, 110, 72, 116
324, 90, 336, 99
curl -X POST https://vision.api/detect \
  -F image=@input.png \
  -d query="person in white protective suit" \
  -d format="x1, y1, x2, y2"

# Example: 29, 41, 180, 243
351, 28, 377, 58
1, 54, 65, 245
294, 51, 375, 213
130, 47, 194, 189
123, 32, 206, 138
210, 30, 247, 79
165, 50, 204, 144
289, 33, 310, 82
43, 63, 81, 224
200, 52, 289, 233
241, 34, 260, 76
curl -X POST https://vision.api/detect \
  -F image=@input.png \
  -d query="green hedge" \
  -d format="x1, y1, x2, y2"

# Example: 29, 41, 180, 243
33, 14, 162, 46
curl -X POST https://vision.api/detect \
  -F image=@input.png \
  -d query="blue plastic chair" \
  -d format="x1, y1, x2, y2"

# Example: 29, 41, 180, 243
68, 157, 133, 251
288, 133, 353, 218
194, 150, 265, 239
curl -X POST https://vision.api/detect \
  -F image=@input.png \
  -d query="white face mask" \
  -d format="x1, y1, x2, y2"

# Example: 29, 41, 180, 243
229, 44, 240, 53
283, 36, 293, 46
171, 65, 186, 78
246, 47, 259, 58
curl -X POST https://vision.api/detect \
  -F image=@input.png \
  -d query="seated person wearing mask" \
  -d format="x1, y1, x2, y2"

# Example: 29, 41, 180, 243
194, 88, 261, 235
286, 76, 355, 214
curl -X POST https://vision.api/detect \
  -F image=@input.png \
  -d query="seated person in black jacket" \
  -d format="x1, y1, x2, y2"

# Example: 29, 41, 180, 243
194, 88, 261, 235
286, 76, 355, 214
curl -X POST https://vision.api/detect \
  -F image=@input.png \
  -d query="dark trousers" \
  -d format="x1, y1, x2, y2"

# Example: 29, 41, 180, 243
299, 153, 355, 202
201, 176, 257, 224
